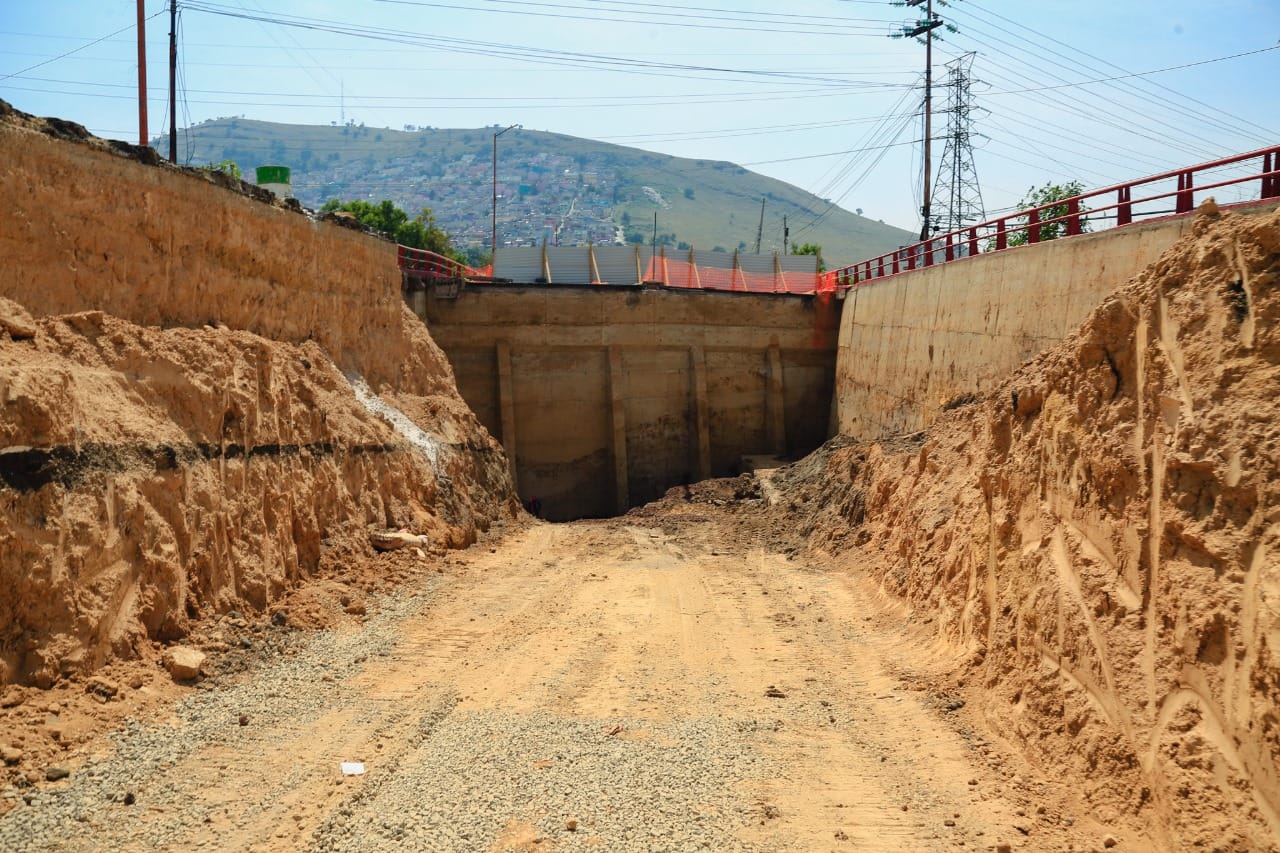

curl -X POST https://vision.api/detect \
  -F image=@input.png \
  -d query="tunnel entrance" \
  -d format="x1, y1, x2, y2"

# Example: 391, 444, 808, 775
409, 280, 842, 522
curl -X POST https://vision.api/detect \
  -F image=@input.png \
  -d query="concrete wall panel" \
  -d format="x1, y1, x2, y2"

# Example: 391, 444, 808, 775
416, 285, 839, 515
509, 348, 612, 520
833, 210, 1280, 440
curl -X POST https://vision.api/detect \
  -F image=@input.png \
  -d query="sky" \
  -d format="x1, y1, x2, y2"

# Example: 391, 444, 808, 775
2, 0, 1278, 236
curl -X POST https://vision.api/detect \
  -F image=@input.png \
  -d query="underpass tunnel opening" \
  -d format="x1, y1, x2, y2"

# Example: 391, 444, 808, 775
414, 282, 845, 523
496, 360, 835, 523
512, 451, 801, 523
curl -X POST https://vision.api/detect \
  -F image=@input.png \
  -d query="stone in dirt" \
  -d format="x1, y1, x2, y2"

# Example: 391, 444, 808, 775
369, 529, 430, 552
0, 297, 37, 339
163, 647, 206, 681
44, 766, 70, 782
86, 676, 119, 698
1, 745, 22, 765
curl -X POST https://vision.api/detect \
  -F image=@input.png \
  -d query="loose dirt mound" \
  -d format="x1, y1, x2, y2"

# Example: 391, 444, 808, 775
766, 204, 1280, 850
0, 297, 516, 689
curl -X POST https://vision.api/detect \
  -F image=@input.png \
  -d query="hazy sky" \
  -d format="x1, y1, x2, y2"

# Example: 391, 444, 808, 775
2, 0, 1277, 235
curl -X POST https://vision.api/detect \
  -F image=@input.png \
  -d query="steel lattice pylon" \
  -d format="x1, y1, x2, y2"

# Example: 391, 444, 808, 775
933, 52, 984, 245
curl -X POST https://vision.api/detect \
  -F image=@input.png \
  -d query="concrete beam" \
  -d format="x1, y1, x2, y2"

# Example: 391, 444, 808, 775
608, 346, 630, 514
690, 345, 711, 481
496, 340, 518, 488
766, 341, 786, 455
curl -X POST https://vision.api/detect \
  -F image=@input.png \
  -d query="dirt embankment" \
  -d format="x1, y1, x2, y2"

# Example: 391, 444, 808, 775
0, 296, 516, 690
0, 101, 519, 690
771, 205, 1280, 850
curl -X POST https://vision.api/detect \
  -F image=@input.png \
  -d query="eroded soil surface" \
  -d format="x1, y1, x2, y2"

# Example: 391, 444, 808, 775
0, 496, 1131, 852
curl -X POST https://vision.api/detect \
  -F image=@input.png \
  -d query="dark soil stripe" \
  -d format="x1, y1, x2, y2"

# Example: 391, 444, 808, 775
0, 441, 404, 493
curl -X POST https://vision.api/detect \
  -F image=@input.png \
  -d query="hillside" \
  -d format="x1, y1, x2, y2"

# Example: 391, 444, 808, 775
159, 118, 912, 268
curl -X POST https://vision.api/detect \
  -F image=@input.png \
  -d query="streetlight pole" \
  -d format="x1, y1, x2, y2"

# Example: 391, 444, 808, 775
492, 124, 519, 263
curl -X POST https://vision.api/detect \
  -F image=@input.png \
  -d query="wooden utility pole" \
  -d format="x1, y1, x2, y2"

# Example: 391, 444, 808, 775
168, 1, 177, 162
920, 0, 933, 242
896, 0, 947, 242
137, 0, 148, 146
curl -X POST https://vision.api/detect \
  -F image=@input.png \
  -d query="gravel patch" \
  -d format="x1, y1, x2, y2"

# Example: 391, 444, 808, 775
0, 585, 436, 853
315, 710, 778, 852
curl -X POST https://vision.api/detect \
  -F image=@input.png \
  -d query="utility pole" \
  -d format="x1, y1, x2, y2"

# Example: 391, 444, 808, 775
168, 1, 177, 163
753, 197, 766, 254
919, 0, 933, 242
492, 124, 518, 260
651, 212, 658, 277
933, 52, 984, 245
892, 0, 955, 242
137, 0, 148, 146
783, 215, 789, 256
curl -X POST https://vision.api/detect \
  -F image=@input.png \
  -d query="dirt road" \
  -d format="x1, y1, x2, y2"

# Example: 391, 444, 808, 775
0, 510, 1116, 851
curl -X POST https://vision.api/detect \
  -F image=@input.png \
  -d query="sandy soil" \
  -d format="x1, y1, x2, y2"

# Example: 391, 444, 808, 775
1, 497, 1126, 851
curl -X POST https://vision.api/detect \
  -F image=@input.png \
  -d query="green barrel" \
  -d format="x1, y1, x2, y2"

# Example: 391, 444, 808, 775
255, 165, 291, 185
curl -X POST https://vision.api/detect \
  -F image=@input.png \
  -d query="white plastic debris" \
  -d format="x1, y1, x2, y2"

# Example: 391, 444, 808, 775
340, 762, 365, 776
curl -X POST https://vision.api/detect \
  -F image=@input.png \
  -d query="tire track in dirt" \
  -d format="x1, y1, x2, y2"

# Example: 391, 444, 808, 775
2, 515, 1109, 851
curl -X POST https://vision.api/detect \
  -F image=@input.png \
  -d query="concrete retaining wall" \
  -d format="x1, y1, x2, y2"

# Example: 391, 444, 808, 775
835, 203, 1280, 440
412, 285, 841, 520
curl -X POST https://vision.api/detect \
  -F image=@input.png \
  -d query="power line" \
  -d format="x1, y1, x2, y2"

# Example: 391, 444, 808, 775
368, 0, 900, 35
985, 43, 1280, 96
962, 0, 1278, 142
0, 12, 164, 82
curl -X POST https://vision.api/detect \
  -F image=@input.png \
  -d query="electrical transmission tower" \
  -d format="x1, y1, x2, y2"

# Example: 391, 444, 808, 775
932, 52, 984, 247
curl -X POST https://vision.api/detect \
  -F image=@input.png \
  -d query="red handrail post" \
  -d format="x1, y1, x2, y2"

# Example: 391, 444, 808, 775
877, 256, 885, 279
1066, 197, 1082, 236
1176, 170, 1194, 214
1117, 186, 1132, 226
1264, 150, 1280, 199
945, 233, 955, 262
996, 219, 1007, 251
968, 227, 978, 257
1027, 209, 1040, 245
892, 250, 900, 275
922, 239, 934, 267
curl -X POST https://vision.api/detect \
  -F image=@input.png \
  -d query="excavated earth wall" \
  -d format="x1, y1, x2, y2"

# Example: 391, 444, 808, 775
0, 103, 516, 687
778, 205, 1280, 850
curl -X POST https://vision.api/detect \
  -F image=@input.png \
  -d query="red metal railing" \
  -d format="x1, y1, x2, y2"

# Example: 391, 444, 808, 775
397, 245, 476, 282
821, 145, 1280, 292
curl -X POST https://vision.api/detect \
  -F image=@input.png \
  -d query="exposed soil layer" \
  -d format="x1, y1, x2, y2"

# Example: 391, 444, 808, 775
0, 296, 517, 691
760, 205, 1280, 851
0, 512, 1124, 851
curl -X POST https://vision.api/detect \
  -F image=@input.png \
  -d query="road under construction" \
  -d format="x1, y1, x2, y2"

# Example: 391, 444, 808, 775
2, 101, 1280, 850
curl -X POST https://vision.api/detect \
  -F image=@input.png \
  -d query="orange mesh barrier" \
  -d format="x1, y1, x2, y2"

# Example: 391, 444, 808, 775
643, 258, 820, 294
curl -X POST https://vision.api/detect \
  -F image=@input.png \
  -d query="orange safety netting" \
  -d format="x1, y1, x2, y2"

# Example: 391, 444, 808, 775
642, 258, 820, 295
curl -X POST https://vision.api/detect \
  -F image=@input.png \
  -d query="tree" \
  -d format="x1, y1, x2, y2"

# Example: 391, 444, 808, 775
199, 159, 241, 180
1005, 181, 1089, 247
791, 242, 826, 272
320, 198, 465, 264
